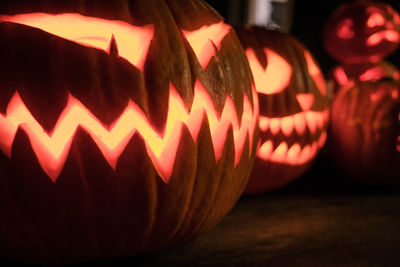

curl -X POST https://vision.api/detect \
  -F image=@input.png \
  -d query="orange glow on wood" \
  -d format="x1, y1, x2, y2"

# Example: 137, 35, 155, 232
304, 50, 327, 96
246, 48, 292, 95
0, 80, 258, 182
0, 13, 154, 70
182, 22, 231, 70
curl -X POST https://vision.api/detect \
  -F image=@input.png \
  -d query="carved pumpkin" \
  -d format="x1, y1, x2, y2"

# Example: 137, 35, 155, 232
329, 79, 400, 185
323, 0, 400, 64
0, 0, 259, 264
329, 61, 400, 93
235, 26, 329, 194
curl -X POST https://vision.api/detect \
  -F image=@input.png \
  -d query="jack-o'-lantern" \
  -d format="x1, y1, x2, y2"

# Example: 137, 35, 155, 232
329, 79, 400, 185
329, 60, 400, 93
323, 0, 400, 64
0, 0, 259, 264
235, 26, 329, 194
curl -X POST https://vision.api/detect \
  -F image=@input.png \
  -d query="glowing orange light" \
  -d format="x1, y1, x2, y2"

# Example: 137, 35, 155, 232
333, 66, 349, 86
367, 30, 400, 46
257, 133, 325, 166
0, 13, 154, 70
0, 13, 258, 182
246, 48, 292, 95
397, 136, 400, 152
367, 13, 386, 27
296, 93, 314, 111
398, 113, 400, 152
337, 18, 354, 39
257, 106, 329, 166
304, 51, 327, 96
359, 66, 384, 81
0, 80, 258, 182
182, 22, 231, 70
257, 108, 329, 165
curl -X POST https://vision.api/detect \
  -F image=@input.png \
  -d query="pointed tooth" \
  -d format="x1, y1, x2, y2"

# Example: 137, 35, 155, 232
310, 141, 318, 158
287, 143, 301, 165
269, 118, 281, 135
258, 140, 273, 160
315, 112, 325, 130
305, 112, 318, 134
318, 131, 327, 148
298, 145, 311, 165
281, 115, 294, 136
293, 113, 306, 135
270, 142, 288, 163
259, 116, 269, 132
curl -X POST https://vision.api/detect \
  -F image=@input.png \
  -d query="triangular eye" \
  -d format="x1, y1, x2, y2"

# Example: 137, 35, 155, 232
296, 93, 314, 111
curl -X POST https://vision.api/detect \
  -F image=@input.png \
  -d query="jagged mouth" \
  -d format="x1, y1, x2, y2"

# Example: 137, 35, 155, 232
367, 30, 400, 46
257, 109, 329, 165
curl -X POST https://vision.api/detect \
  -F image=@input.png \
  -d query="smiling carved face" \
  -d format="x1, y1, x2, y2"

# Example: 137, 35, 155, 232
235, 27, 330, 194
0, 0, 259, 263
323, 0, 400, 64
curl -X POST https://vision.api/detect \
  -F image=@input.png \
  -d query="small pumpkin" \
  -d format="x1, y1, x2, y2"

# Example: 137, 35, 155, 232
0, 0, 259, 264
329, 79, 400, 185
235, 26, 329, 194
323, 0, 400, 64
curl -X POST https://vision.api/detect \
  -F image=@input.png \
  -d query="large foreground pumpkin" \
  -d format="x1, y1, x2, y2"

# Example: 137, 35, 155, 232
329, 79, 400, 185
235, 26, 329, 194
0, 0, 259, 263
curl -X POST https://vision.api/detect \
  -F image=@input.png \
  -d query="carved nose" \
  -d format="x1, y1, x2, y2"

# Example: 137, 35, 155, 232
296, 93, 314, 111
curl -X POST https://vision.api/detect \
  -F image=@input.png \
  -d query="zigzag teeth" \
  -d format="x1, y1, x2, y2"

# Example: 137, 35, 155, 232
257, 130, 327, 165
259, 109, 328, 137
0, 80, 258, 182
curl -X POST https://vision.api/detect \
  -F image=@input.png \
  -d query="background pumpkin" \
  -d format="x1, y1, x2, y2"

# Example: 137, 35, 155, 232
0, 0, 259, 264
329, 79, 400, 185
235, 26, 329, 194
323, 0, 400, 65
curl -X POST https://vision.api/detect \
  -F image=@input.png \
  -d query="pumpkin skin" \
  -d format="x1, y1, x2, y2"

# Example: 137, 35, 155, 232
235, 26, 329, 194
323, 0, 400, 64
329, 61, 400, 93
0, 0, 259, 264
329, 79, 400, 185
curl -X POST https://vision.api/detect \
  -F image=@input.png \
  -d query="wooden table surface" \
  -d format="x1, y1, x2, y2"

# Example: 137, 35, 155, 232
3, 154, 400, 266
85, 154, 400, 267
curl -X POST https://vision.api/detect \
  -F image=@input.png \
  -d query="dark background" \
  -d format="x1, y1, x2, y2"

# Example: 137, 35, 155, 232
205, 0, 400, 75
